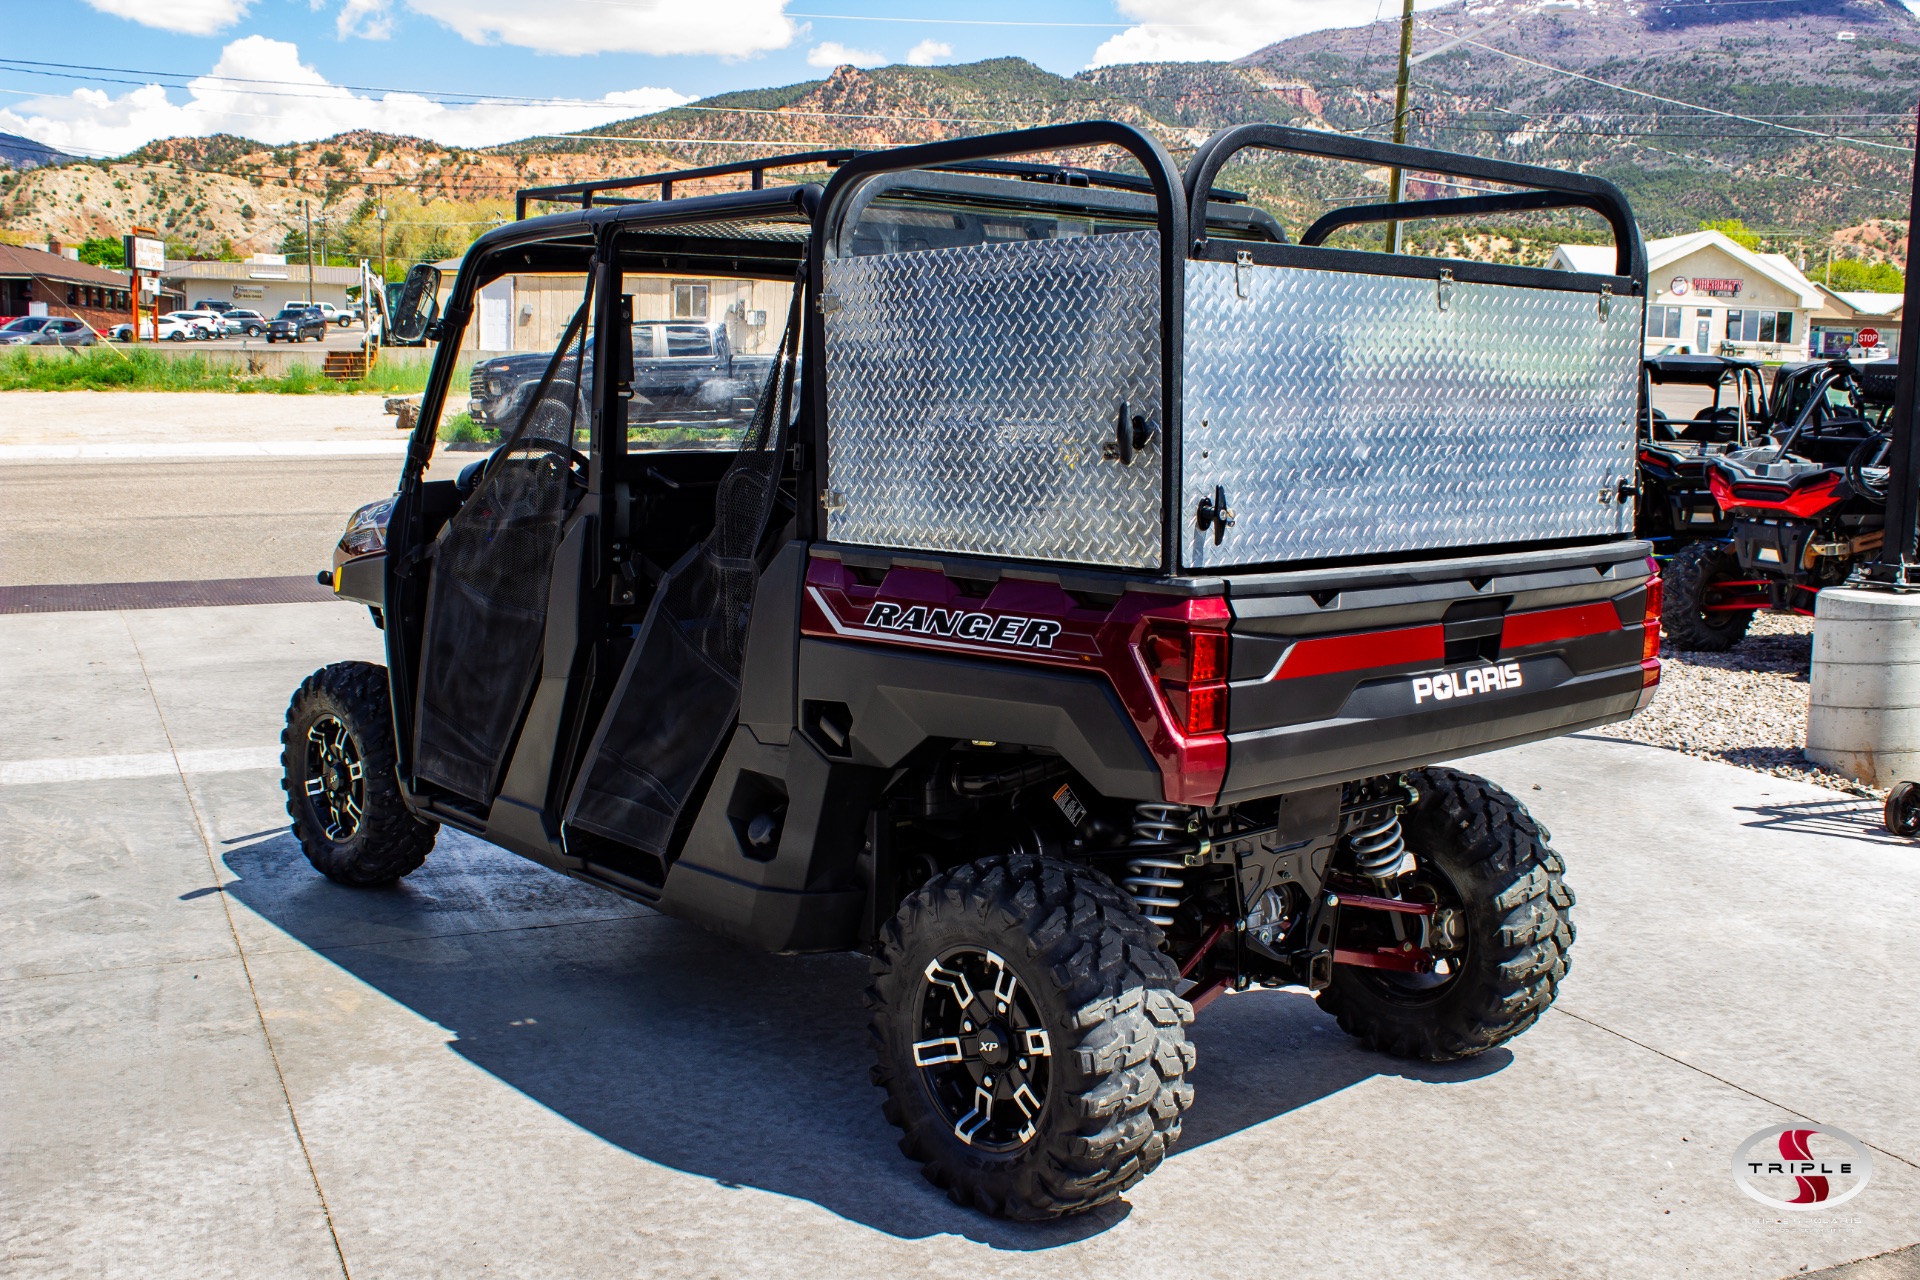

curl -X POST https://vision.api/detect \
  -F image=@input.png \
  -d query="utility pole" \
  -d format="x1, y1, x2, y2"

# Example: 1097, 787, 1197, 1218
1384, 0, 1417, 254
377, 204, 389, 291
303, 198, 314, 304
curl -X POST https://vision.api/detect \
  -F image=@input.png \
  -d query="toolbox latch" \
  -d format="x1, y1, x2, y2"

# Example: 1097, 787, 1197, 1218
1196, 485, 1236, 546
815, 291, 842, 315
1234, 250, 1254, 299
1597, 282, 1613, 321
1436, 269, 1454, 313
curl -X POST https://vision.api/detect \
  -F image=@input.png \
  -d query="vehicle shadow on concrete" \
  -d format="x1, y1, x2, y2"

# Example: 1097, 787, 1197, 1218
221, 832, 1505, 1249
1735, 797, 1906, 847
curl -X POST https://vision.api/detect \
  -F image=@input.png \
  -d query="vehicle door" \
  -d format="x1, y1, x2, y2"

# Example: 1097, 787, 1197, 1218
407, 254, 599, 806
563, 261, 803, 858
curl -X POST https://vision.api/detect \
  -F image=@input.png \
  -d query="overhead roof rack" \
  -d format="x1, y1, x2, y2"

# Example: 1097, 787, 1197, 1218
514, 146, 1248, 220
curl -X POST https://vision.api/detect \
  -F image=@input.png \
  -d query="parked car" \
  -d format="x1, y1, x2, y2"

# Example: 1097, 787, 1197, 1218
226, 308, 269, 337
313, 302, 354, 328
267, 305, 328, 343
108, 315, 194, 342
192, 299, 236, 314
162, 310, 222, 339
0, 315, 97, 346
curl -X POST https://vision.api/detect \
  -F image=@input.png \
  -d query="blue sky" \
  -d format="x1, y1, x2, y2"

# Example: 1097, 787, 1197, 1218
0, 0, 1461, 156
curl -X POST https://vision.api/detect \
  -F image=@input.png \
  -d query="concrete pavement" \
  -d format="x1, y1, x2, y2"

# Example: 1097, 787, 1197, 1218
2, 600, 1917, 1279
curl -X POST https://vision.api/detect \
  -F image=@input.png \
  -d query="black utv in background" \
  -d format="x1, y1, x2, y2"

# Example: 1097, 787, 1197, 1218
1661, 358, 1890, 650
1637, 354, 1766, 555
289, 122, 1655, 1220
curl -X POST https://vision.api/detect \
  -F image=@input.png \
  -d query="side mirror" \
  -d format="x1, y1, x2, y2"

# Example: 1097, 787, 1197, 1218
392, 262, 442, 343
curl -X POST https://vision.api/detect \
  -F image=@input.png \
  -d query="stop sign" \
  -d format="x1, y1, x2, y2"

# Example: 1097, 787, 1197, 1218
1860, 327, 1880, 349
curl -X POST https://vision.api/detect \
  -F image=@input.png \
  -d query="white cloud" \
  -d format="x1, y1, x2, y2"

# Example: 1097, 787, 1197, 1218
806, 41, 886, 70
80, 0, 253, 36
906, 39, 953, 67
0, 37, 690, 155
1089, 0, 1455, 67
337, 0, 393, 39
403, 0, 797, 57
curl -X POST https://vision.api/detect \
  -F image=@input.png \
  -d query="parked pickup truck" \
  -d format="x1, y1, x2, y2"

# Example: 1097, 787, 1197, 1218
466, 319, 775, 436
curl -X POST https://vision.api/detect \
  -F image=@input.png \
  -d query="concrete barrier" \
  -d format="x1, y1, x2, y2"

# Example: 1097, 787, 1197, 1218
1806, 585, 1920, 787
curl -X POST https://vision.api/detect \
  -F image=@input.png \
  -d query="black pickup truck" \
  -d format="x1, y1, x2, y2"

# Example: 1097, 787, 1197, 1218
467, 318, 774, 438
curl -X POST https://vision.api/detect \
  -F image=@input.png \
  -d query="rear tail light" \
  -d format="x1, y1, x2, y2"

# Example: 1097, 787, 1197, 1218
1140, 613, 1230, 735
1641, 560, 1663, 688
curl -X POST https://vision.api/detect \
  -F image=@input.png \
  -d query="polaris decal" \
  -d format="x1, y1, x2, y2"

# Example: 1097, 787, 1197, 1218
861, 601, 1063, 650
1413, 662, 1523, 705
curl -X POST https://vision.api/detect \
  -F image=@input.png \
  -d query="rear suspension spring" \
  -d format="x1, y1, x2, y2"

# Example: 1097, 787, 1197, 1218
1340, 784, 1416, 879
1123, 802, 1191, 928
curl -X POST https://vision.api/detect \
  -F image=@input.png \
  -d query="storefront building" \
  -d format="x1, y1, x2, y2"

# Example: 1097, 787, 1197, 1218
1808, 286, 1901, 360
433, 259, 794, 357
0, 243, 139, 333
1550, 229, 1819, 360
161, 256, 362, 315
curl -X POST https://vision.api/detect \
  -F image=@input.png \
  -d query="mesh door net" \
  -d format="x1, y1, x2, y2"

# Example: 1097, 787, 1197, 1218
413, 288, 592, 802
565, 289, 802, 856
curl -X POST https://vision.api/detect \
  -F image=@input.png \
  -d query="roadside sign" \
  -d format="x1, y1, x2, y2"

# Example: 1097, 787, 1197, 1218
1860, 327, 1880, 349
126, 236, 165, 273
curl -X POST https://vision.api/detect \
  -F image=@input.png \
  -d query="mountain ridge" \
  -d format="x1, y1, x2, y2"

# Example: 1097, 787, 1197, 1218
1, 0, 1913, 264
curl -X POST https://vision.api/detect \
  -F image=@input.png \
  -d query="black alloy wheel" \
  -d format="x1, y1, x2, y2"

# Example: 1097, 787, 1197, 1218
282, 661, 436, 886
1318, 767, 1575, 1062
869, 853, 1194, 1219
302, 713, 365, 841
912, 947, 1053, 1152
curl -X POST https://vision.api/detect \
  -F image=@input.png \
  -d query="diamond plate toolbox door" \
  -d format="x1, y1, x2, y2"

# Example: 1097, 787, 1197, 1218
820, 230, 1162, 569
1182, 259, 1642, 570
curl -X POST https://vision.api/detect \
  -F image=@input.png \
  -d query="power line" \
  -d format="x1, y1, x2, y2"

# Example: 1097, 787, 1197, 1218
1412, 19, 1912, 154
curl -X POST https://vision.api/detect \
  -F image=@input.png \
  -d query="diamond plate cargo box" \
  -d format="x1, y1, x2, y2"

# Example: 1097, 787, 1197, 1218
1182, 259, 1643, 570
820, 230, 1163, 570
818, 186, 1640, 575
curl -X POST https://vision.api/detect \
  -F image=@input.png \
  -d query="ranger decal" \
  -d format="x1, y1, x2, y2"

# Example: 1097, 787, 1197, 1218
862, 602, 1063, 650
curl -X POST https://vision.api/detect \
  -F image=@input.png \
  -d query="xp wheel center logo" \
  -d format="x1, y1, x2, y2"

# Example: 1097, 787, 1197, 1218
1732, 1124, 1873, 1211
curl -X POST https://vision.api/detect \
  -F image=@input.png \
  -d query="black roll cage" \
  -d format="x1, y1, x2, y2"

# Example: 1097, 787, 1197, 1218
406, 121, 1646, 585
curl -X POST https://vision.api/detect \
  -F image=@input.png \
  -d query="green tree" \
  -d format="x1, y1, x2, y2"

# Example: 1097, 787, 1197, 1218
76, 237, 125, 267
1698, 218, 1761, 251
1827, 258, 1904, 292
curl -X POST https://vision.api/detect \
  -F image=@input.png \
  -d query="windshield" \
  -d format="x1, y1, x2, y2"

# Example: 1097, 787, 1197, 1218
3, 317, 48, 332
275, 308, 303, 319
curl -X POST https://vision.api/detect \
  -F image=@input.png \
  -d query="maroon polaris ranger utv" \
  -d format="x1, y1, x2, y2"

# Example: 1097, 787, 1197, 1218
284, 123, 1657, 1219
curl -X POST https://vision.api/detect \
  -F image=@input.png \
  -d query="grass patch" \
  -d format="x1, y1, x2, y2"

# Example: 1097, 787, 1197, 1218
438, 411, 494, 445
0, 347, 453, 395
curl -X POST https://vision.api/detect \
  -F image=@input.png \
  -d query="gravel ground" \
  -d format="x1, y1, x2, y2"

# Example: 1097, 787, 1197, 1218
1590, 612, 1881, 797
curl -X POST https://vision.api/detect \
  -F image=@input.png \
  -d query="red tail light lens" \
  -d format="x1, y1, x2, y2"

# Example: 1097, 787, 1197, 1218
1641, 562, 1663, 687
1140, 616, 1230, 736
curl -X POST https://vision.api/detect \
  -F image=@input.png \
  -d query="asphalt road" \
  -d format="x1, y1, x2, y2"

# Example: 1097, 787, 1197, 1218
0, 457, 405, 585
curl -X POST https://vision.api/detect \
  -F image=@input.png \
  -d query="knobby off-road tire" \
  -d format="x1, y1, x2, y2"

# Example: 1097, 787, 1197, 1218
1662, 539, 1754, 652
282, 661, 436, 886
868, 853, 1195, 1219
1319, 767, 1575, 1062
